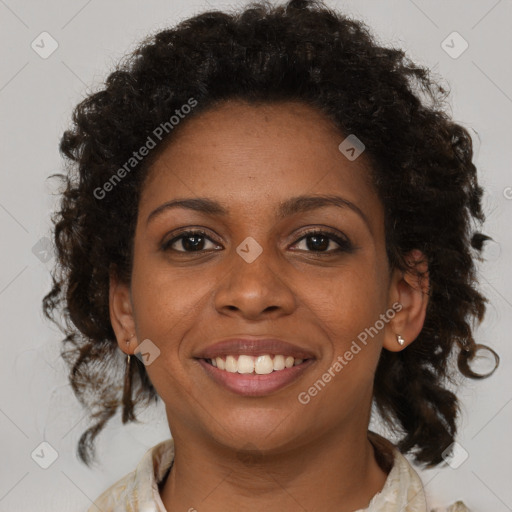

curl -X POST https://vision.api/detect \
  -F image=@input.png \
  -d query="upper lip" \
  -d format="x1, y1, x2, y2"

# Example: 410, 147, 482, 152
194, 337, 316, 360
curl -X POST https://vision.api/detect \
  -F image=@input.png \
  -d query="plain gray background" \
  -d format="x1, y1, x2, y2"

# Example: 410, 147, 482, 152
1, 0, 511, 510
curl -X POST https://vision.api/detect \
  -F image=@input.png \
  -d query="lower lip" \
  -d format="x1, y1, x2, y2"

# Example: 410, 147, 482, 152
197, 358, 315, 397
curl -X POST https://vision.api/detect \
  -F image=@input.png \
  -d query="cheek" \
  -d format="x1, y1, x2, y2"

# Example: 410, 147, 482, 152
130, 245, 209, 333
301, 259, 387, 388
129, 251, 224, 394
129, 262, 199, 402
299, 270, 386, 418
305, 261, 386, 336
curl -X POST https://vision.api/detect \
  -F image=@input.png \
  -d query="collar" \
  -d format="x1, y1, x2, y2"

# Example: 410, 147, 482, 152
358, 432, 428, 511
88, 439, 174, 512
89, 434, 467, 512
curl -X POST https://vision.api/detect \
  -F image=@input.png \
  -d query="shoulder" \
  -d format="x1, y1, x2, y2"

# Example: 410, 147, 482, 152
87, 438, 175, 512
87, 470, 137, 512
367, 432, 471, 512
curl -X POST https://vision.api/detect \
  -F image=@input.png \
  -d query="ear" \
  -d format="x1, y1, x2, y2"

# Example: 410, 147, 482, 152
383, 249, 429, 352
109, 268, 137, 355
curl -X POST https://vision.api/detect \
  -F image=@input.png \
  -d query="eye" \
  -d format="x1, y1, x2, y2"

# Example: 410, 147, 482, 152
291, 229, 353, 254
161, 228, 353, 255
161, 230, 222, 253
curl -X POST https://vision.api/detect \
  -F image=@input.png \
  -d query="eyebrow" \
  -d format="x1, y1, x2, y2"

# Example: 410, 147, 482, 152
146, 194, 371, 231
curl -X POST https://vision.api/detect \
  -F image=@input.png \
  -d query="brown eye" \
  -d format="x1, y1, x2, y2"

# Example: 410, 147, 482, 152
292, 230, 353, 254
162, 230, 221, 252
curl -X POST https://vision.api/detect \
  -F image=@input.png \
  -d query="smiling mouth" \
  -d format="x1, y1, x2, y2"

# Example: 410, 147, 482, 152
201, 354, 312, 374
197, 355, 315, 397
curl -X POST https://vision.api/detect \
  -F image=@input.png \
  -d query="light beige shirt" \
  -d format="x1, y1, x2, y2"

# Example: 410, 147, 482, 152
87, 435, 469, 512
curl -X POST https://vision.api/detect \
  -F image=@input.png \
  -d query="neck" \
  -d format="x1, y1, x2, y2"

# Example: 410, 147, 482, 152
160, 428, 388, 512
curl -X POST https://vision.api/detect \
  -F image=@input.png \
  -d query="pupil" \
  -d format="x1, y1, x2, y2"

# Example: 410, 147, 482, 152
307, 235, 328, 251
183, 235, 204, 251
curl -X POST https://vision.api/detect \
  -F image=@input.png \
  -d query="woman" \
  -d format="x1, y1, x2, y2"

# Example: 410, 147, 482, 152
43, 0, 498, 510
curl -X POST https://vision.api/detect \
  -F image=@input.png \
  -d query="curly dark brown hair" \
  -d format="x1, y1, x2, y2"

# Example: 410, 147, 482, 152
43, 0, 499, 468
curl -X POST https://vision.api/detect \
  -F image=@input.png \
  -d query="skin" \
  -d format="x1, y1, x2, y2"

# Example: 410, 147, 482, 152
110, 100, 429, 512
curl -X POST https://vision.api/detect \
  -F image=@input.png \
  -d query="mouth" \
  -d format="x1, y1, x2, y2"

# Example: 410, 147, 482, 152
203, 354, 309, 373
196, 354, 316, 397
194, 337, 317, 396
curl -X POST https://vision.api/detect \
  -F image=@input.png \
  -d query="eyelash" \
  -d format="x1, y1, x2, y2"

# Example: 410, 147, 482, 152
161, 228, 353, 255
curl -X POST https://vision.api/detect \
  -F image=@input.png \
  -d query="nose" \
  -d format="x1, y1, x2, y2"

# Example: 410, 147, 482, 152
213, 241, 297, 320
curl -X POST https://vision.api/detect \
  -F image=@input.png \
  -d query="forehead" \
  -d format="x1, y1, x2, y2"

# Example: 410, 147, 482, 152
139, 100, 383, 229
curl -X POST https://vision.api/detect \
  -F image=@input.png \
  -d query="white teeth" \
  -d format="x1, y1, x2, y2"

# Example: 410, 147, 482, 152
273, 354, 285, 371
225, 355, 237, 373
255, 355, 274, 374
208, 354, 307, 374
237, 355, 255, 374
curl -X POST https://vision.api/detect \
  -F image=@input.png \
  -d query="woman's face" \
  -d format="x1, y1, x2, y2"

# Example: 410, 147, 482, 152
113, 100, 406, 453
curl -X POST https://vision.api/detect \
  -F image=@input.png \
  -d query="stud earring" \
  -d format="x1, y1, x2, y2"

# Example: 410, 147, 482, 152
397, 334, 405, 346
